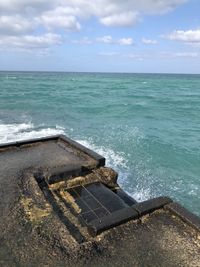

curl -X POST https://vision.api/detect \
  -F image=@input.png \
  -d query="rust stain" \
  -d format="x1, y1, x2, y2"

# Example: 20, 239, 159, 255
60, 189, 81, 214
21, 197, 52, 223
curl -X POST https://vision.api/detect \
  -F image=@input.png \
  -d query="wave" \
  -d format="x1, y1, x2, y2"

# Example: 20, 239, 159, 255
77, 139, 150, 202
0, 123, 128, 173
0, 121, 150, 202
77, 139, 128, 169
0, 122, 65, 144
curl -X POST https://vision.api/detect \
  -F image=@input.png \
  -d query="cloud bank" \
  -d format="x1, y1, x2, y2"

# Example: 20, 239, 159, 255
0, 0, 187, 51
97, 36, 134, 46
164, 29, 200, 44
142, 38, 158, 45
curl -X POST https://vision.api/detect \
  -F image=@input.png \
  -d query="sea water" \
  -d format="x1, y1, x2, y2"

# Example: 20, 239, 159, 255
0, 71, 199, 215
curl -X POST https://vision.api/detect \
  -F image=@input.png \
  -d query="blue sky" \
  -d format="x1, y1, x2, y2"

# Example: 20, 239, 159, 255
0, 0, 200, 73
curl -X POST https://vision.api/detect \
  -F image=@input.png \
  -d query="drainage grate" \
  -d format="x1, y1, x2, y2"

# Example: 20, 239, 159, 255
67, 182, 128, 224
57, 182, 138, 236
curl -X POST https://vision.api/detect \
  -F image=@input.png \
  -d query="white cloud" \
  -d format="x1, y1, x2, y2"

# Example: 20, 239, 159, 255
98, 51, 144, 60
118, 38, 134, 45
160, 51, 199, 58
98, 52, 146, 61
98, 50, 199, 60
0, 0, 186, 15
126, 53, 144, 61
0, 0, 187, 31
0, 0, 54, 14
97, 35, 134, 45
97, 35, 113, 44
174, 52, 199, 57
164, 29, 200, 44
0, 15, 34, 35
71, 37, 92, 45
100, 11, 139, 27
40, 7, 81, 31
41, 14, 81, 31
132, 0, 187, 14
142, 38, 157, 45
0, 33, 62, 51
0, 0, 187, 52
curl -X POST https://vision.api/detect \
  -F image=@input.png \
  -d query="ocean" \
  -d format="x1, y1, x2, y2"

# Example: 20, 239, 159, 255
0, 71, 199, 216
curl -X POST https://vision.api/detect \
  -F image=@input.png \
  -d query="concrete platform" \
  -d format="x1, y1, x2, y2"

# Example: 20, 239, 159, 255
0, 135, 199, 267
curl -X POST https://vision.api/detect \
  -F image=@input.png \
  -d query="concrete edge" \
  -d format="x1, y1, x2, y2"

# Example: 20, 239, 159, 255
47, 164, 83, 184
165, 202, 200, 233
0, 135, 60, 149
132, 196, 173, 216
0, 134, 105, 167
59, 135, 105, 167
88, 207, 138, 236
87, 197, 173, 237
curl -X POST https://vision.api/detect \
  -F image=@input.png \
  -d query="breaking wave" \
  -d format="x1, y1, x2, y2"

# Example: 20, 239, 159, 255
0, 121, 150, 202
0, 122, 65, 144
77, 139, 151, 202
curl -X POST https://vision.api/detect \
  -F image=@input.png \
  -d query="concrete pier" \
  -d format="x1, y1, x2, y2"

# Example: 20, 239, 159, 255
0, 135, 199, 266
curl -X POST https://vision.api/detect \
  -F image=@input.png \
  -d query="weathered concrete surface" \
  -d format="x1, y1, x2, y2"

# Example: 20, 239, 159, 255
0, 136, 199, 267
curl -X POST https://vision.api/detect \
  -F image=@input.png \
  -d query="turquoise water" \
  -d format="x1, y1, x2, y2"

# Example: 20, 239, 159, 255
0, 71, 199, 215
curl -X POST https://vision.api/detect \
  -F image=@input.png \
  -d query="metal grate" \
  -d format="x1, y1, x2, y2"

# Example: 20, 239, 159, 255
66, 182, 128, 225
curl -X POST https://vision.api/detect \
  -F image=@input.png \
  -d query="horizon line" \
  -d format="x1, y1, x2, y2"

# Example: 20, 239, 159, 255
0, 70, 200, 75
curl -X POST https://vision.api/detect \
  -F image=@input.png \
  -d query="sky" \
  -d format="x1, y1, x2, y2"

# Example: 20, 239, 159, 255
0, 0, 200, 73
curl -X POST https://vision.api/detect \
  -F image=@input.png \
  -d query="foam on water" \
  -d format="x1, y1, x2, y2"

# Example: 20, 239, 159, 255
132, 188, 151, 202
0, 122, 128, 173
0, 122, 65, 143
0, 122, 198, 208
77, 138, 151, 202
0, 121, 151, 202
77, 139, 128, 169
0, 72, 199, 214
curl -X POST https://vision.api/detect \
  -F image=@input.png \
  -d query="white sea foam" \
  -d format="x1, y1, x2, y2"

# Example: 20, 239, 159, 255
131, 188, 151, 202
77, 139, 128, 170
0, 121, 149, 201
0, 122, 127, 172
5, 76, 17, 80
0, 122, 65, 144
76, 139, 144, 198
0, 122, 129, 178
0, 123, 127, 173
